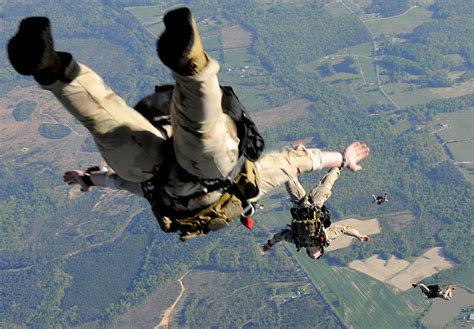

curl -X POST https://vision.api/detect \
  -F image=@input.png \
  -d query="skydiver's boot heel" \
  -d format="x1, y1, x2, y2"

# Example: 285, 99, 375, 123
7, 16, 77, 84
157, 7, 208, 76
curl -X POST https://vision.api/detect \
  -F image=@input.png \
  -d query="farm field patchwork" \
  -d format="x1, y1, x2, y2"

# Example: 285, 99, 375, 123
294, 251, 427, 328
350, 247, 456, 291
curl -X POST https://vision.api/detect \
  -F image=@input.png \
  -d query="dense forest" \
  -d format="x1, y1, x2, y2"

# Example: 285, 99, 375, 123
0, 0, 472, 327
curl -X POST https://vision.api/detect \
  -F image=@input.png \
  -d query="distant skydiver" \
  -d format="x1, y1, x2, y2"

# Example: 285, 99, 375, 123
372, 193, 388, 205
262, 168, 370, 259
412, 283, 456, 300
8, 8, 369, 240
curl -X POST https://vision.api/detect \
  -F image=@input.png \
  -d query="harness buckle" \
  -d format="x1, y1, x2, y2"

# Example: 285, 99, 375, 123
241, 203, 255, 217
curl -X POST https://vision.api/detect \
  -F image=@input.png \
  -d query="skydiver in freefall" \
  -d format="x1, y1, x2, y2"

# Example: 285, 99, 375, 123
372, 193, 388, 205
412, 283, 456, 301
7, 8, 369, 240
262, 168, 369, 260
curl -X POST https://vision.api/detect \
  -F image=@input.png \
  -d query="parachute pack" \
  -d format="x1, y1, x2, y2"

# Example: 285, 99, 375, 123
290, 204, 330, 251
135, 84, 265, 161
135, 85, 264, 240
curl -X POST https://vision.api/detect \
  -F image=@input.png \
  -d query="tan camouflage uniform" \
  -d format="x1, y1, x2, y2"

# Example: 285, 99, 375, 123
266, 168, 364, 257
43, 56, 324, 212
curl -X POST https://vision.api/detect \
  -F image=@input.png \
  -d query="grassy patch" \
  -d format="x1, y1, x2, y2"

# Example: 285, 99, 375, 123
435, 108, 474, 183
339, 42, 374, 58
390, 120, 412, 135
125, 5, 164, 24
202, 33, 221, 50
147, 22, 164, 36
325, 2, 350, 17
358, 56, 378, 85
383, 83, 438, 107
364, 6, 434, 37
233, 87, 274, 111
223, 48, 252, 66
446, 141, 474, 163
437, 109, 474, 141
431, 81, 474, 100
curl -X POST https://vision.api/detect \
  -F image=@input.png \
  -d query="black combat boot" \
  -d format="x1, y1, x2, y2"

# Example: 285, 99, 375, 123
7, 16, 74, 84
157, 7, 208, 76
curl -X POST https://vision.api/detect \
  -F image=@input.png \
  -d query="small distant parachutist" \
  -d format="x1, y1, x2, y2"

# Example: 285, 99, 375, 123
372, 193, 388, 205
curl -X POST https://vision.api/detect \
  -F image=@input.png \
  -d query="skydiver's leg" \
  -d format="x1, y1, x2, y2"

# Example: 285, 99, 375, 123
249, 144, 323, 202
8, 17, 167, 183
308, 167, 341, 208
158, 8, 239, 180
42, 60, 167, 182
268, 228, 294, 246
170, 59, 239, 179
417, 284, 431, 296
285, 176, 307, 203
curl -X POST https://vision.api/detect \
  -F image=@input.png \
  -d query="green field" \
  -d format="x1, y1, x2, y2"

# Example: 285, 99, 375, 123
383, 82, 439, 107
437, 109, 474, 141
435, 108, 474, 184
358, 56, 378, 85
365, 6, 433, 37
232, 87, 274, 111
147, 22, 164, 36
295, 253, 427, 328
125, 5, 165, 24
446, 141, 474, 163
202, 33, 221, 50
339, 42, 374, 58
325, 2, 350, 17
223, 48, 252, 66
357, 87, 391, 108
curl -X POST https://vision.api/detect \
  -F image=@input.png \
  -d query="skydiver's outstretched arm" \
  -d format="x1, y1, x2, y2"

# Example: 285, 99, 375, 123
251, 142, 369, 202
63, 168, 144, 197
320, 142, 370, 172
325, 225, 369, 242
262, 229, 293, 252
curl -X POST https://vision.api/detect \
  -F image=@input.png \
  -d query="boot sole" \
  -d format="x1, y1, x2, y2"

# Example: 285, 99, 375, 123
8, 17, 52, 75
157, 7, 195, 71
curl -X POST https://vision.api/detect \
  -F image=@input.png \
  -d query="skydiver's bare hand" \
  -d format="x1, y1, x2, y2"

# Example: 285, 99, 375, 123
63, 170, 90, 192
343, 142, 370, 172
359, 235, 369, 242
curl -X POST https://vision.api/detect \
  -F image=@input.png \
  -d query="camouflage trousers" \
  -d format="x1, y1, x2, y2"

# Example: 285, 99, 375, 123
285, 167, 340, 207
41, 55, 323, 201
